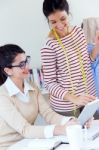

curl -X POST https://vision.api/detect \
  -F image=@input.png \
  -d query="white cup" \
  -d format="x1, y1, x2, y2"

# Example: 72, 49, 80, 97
66, 124, 83, 150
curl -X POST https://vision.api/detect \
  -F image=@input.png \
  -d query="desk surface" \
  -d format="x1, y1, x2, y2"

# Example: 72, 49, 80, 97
8, 120, 99, 150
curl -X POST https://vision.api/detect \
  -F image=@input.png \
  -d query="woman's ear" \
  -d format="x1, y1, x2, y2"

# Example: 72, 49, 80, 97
4, 67, 13, 76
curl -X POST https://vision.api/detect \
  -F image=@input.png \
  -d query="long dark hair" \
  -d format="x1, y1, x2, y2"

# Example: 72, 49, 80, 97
43, 0, 69, 18
0, 44, 25, 85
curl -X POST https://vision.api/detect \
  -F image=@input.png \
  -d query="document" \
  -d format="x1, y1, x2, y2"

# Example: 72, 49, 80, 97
27, 135, 68, 149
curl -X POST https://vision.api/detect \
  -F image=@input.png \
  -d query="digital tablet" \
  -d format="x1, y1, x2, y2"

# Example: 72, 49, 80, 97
78, 99, 99, 126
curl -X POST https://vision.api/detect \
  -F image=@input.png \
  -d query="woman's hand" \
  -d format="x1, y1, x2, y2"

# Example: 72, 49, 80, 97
74, 94, 96, 106
53, 118, 78, 136
53, 117, 93, 137
64, 92, 96, 106
95, 30, 99, 49
84, 117, 94, 128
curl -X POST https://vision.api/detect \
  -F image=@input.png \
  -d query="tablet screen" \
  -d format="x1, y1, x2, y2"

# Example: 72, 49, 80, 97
78, 99, 99, 126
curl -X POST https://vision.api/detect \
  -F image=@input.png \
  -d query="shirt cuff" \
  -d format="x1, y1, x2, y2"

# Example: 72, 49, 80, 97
44, 125, 55, 138
61, 117, 74, 125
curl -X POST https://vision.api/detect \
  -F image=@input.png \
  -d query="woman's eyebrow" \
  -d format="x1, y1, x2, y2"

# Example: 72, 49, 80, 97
13, 58, 27, 64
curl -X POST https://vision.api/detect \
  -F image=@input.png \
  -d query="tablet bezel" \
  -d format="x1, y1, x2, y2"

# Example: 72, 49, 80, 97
78, 99, 99, 126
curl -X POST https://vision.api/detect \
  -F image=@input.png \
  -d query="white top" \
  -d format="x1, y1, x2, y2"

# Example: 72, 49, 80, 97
4, 77, 34, 103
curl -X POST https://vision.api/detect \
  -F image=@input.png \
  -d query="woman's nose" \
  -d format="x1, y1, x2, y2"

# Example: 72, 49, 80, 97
56, 22, 64, 28
25, 63, 30, 70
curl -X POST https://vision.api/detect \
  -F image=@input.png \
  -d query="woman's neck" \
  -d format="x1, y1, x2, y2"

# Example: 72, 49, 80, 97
57, 26, 72, 38
58, 31, 68, 38
10, 77, 24, 93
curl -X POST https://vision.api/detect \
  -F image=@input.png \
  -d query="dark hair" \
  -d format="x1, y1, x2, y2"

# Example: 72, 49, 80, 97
43, 0, 69, 18
0, 44, 25, 85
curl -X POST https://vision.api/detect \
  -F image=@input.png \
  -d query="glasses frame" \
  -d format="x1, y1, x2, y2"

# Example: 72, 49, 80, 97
7, 56, 31, 69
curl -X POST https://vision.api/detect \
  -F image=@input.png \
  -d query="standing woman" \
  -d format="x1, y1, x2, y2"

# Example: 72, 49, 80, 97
0, 44, 78, 150
41, 0, 97, 117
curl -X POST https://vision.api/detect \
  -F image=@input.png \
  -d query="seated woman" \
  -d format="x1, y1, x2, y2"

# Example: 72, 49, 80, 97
0, 44, 78, 150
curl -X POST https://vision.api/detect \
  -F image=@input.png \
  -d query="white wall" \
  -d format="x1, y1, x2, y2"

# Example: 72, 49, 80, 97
0, 0, 99, 68
69, 0, 99, 26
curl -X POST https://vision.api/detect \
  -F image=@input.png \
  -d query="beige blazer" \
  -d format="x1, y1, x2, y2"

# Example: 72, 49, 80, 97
0, 84, 65, 150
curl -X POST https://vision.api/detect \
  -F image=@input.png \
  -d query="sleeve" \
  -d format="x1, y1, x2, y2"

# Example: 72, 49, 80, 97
44, 125, 55, 138
37, 89, 71, 125
41, 46, 67, 100
0, 95, 52, 139
87, 43, 94, 53
87, 43, 99, 69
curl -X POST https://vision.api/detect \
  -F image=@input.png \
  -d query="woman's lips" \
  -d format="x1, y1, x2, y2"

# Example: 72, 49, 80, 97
23, 70, 29, 74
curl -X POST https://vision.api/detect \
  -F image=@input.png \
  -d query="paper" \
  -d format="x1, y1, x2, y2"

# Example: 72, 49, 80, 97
27, 136, 68, 149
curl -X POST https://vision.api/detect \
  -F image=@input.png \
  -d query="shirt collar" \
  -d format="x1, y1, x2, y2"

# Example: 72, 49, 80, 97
4, 77, 34, 97
24, 79, 34, 95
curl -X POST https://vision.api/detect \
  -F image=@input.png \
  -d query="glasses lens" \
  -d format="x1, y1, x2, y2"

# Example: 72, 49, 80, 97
19, 62, 26, 69
19, 56, 30, 69
26, 56, 31, 64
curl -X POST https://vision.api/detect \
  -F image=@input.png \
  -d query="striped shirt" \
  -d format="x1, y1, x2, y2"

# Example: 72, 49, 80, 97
41, 26, 96, 112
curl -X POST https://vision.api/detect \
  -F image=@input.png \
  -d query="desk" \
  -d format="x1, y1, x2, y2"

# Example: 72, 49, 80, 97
7, 120, 99, 150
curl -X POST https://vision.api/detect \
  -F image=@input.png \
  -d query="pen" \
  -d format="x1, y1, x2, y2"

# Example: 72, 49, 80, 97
92, 132, 99, 140
83, 125, 88, 142
50, 141, 69, 150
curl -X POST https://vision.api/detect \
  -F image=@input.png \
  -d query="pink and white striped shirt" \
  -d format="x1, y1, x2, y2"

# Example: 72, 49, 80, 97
41, 26, 96, 112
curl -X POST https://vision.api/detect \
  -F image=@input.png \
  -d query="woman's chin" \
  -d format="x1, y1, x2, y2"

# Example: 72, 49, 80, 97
23, 73, 29, 79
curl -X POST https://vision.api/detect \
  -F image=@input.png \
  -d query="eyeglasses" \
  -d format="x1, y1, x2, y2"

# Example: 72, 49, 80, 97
7, 56, 31, 69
